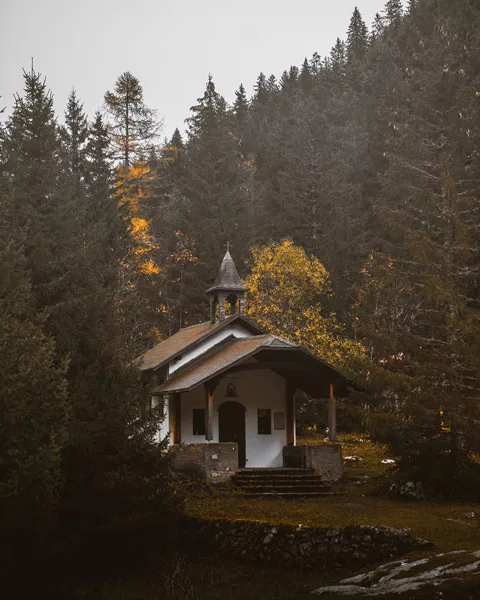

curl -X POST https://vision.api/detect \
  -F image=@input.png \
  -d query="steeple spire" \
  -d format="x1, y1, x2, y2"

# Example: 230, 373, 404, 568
206, 250, 248, 323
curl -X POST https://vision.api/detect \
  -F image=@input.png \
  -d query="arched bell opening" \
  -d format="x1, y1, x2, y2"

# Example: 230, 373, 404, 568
225, 293, 239, 317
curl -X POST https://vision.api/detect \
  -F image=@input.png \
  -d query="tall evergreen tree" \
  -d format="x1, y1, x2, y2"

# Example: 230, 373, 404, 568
299, 58, 313, 92
0, 69, 63, 312
233, 83, 249, 125
370, 13, 384, 44
253, 72, 269, 105
347, 7, 369, 64
329, 38, 347, 76
104, 71, 161, 167
169, 127, 184, 150
60, 89, 88, 176
383, 0, 403, 28
0, 188, 69, 533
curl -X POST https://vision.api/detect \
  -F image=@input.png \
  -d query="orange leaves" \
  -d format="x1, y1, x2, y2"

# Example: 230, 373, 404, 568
245, 240, 365, 371
115, 161, 159, 278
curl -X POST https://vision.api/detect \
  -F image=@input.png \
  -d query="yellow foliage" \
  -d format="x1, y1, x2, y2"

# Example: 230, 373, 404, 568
115, 161, 159, 279
245, 240, 365, 373
140, 258, 161, 276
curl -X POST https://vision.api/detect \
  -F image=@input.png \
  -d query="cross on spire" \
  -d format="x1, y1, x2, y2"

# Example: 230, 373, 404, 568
224, 241, 232, 252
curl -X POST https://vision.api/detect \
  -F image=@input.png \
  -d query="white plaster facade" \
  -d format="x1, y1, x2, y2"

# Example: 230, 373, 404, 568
155, 369, 294, 468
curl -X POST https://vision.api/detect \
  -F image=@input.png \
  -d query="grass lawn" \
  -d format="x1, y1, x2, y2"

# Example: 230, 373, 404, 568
185, 434, 480, 553
70, 435, 480, 599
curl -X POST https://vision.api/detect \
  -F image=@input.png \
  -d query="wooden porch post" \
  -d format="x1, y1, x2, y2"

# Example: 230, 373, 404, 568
205, 384, 214, 441
328, 383, 337, 442
285, 382, 296, 446
169, 392, 181, 444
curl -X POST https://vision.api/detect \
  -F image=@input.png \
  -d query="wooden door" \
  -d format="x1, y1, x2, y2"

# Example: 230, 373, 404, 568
218, 401, 246, 468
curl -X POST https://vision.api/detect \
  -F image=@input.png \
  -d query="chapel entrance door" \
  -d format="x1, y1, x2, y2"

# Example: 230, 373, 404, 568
218, 401, 246, 468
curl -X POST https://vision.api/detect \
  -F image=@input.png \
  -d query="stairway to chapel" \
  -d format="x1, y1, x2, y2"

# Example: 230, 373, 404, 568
231, 468, 336, 498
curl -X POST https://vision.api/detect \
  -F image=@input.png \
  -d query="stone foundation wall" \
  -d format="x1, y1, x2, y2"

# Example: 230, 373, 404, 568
283, 444, 343, 481
170, 443, 238, 483
306, 444, 343, 481
182, 519, 433, 570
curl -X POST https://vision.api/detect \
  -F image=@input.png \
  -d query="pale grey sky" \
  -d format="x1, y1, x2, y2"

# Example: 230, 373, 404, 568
1, 0, 388, 138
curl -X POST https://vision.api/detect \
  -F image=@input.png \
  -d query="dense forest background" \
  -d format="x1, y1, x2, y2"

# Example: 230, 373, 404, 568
1, 0, 480, 575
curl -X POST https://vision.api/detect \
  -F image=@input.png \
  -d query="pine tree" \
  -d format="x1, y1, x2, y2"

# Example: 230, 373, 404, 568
253, 72, 269, 104
329, 38, 347, 76
346, 7, 368, 64
104, 71, 161, 167
159, 76, 257, 327
169, 127, 184, 149
266, 74, 278, 94
85, 112, 112, 199
299, 58, 313, 92
310, 52, 322, 74
0, 190, 69, 532
233, 83, 249, 125
383, 0, 403, 28
0, 69, 62, 309
370, 13, 384, 44
60, 89, 88, 176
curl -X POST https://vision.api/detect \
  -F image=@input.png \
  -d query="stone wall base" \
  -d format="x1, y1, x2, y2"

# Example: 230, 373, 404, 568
182, 518, 433, 570
169, 443, 238, 483
283, 444, 343, 481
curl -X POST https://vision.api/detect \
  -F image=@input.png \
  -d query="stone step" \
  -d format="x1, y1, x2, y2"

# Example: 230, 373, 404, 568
233, 479, 329, 488
233, 475, 324, 482
236, 468, 314, 476
231, 467, 331, 498
242, 491, 343, 498
237, 486, 331, 494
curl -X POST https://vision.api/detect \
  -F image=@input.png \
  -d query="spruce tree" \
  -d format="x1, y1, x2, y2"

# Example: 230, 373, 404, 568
0, 190, 69, 533
253, 72, 269, 104
299, 58, 313, 92
329, 38, 347, 76
233, 83, 249, 125
383, 0, 403, 28
370, 13, 384, 44
169, 127, 184, 150
346, 7, 368, 64
0, 69, 63, 314
266, 74, 278, 94
61, 89, 88, 176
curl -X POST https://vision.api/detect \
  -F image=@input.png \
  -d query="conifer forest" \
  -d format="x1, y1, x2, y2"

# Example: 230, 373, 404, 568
2, 0, 480, 597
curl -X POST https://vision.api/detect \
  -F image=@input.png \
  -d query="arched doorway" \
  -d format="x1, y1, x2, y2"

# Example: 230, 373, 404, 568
218, 401, 246, 468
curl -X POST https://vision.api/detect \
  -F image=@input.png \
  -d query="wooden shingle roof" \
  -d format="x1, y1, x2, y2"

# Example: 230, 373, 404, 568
136, 314, 263, 371
152, 335, 296, 394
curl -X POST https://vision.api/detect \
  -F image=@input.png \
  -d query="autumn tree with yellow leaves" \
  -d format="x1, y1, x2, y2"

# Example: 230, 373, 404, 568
245, 240, 365, 375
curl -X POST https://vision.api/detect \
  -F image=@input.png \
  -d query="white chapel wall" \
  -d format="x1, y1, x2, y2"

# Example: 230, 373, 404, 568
176, 369, 288, 468
152, 395, 170, 444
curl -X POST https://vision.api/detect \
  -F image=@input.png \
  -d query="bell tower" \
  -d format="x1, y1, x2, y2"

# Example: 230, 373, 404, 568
206, 246, 248, 323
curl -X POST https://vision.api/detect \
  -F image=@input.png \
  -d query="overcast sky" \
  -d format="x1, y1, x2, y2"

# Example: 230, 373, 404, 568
1, 0, 388, 139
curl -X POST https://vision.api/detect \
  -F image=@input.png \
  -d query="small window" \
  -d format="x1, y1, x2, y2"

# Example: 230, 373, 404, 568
193, 408, 205, 435
257, 409, 272, 435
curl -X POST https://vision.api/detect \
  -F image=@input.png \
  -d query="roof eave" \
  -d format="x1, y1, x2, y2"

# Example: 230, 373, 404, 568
205, 285, 249, 294
152, 343, 351, 395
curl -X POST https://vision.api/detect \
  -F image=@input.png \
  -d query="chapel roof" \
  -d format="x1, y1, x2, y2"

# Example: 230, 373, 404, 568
205, 250, 248, 295
152, 334, 298, 394
136, 314, 263, 372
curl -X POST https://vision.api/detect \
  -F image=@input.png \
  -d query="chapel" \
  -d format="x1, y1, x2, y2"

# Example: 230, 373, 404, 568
136, 250, 347, 481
